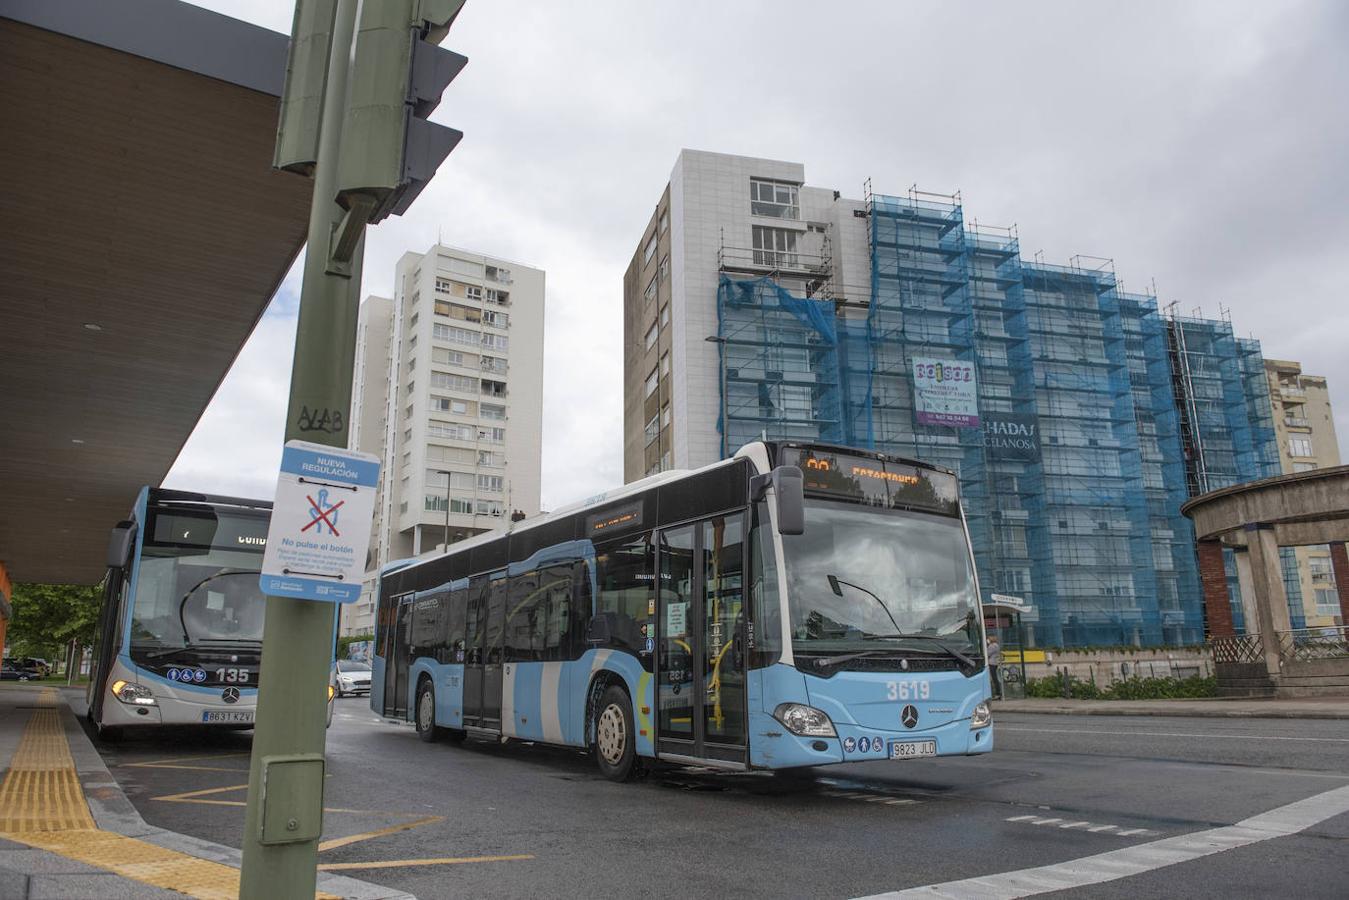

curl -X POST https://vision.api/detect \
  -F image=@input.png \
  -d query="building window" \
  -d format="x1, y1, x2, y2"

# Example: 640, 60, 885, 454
478, 450, 505, 467
481, 379, 507, 398
476, 499, 505, 516
1289, 437, 1314, 458
644, 367, 658, 399
644, 323, 657, 350
477, 474, 503, 492
642, 232, 657, 265
435, 277, 454, 295
482, 333, 509, 351
478, 426, 506, 443
661, 404, 670, 427
660, 352, 669, 377
465, 285, 483, 300
485, 265, 512, 284
427, 422, 475, 441
644, 274, 657, 304
752, 225, 798, 267
644, 414, 658, 443
1293, 462, 1318, 472
433, 348, 466, 366
485, 288, 509, 305
483, 310, 509, 328
1314, 588, 1338, 614
431, 372, 477, 393
433, 323, 480, 347
659, 305, 669, 328
481, 355, 508, 374
659, 254, 669, 282
480, 403, 506, 420
750, 178, 799, 219
659, 209, 669, 233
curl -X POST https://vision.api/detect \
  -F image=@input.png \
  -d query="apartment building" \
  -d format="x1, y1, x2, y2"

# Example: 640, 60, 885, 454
624, 150, 1286, 647
341, 244, 545, 636
1266, 359, 1343, 627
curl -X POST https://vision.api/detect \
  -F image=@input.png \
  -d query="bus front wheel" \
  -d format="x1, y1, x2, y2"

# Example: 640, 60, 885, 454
594, 685, 637, 782
415, 681, 440, 743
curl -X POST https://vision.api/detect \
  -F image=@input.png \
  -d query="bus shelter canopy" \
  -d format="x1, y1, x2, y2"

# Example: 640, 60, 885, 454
0, 0, 309, 584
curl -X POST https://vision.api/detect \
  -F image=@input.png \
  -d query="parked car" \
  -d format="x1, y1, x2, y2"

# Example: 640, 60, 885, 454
0, 661, 36, 681
334, 659, 372, 696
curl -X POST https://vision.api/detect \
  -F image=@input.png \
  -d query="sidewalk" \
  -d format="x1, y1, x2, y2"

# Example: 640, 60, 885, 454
0, 684, 413, 899
994, 695, 1349, 719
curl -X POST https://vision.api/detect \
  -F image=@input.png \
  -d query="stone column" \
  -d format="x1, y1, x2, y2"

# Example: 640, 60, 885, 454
1196, 539, 1234, 638
1329, 542, 1349, 627
1233, 548, 1259, 636
1244, 524, 1291, 673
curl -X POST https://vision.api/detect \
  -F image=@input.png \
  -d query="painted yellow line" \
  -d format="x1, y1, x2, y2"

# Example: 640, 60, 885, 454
318, 853, 534, 871
318, 814, 444, 852
152, 783, 385, 815
0, 701, 348, 898
126, 751, 251, 769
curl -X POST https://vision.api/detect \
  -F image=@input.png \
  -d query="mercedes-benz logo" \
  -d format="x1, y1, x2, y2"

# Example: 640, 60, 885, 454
901, 704, 919, 729
222, 687, 240, 704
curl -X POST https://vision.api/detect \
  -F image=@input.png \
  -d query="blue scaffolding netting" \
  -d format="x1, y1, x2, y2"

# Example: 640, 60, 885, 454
713, 189, 1282, 648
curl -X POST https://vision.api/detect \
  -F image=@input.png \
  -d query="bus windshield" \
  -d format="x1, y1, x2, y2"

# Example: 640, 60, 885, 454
782, 500, 981, 656
129, 509, 269, 650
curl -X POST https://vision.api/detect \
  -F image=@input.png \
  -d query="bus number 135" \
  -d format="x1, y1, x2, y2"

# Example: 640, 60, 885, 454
215, 668, 250, 684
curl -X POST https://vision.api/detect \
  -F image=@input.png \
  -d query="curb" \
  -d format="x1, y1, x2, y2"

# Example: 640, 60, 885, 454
993, 703, 1349, 720
58, 690, 416, 900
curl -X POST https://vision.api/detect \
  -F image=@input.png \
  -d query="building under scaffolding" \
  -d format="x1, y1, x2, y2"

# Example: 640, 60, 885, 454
710, 186, 1278, 647
624, 151, 1281, 648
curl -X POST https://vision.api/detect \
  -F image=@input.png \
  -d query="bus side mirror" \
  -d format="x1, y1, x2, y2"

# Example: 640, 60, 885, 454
106, 522, 136, 569
772, 466, 805, 536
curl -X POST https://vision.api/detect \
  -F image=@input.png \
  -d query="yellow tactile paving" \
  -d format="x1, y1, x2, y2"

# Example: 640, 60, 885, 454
0, 688, 338, 899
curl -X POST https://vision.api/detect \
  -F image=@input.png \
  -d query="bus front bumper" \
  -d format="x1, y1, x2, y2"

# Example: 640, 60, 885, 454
749, 710, 993, 769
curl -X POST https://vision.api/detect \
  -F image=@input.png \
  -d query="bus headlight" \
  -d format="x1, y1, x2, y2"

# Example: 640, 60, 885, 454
774, 703, 837, 737
110, 680, 157, 706
970, 701, 992, 729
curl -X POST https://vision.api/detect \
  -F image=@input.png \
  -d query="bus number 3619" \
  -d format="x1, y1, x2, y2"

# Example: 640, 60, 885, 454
887, 680, 930, 700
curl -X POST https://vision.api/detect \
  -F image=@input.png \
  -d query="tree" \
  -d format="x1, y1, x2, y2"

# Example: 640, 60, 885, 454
7, 582, 102, 661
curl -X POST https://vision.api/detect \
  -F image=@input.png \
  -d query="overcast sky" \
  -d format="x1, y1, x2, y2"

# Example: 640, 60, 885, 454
166, 0, 1349, 509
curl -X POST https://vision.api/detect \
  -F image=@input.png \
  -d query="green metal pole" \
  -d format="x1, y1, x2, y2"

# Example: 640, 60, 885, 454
239, 0, 363, 895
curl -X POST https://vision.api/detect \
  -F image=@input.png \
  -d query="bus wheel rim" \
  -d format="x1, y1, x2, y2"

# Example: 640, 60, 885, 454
419, 690, 433, 731
597, 704, 625, 765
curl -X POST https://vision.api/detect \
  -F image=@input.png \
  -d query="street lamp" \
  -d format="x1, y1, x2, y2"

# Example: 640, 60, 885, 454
705, 335, 727, 458
435, 469, 451, 550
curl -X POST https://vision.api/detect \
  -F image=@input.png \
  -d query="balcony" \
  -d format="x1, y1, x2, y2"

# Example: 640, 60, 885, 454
1284, 416, 1310, 429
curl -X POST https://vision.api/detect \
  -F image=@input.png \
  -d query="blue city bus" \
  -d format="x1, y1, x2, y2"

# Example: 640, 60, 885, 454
88, 487, 273, 738
371, 442, 993, 780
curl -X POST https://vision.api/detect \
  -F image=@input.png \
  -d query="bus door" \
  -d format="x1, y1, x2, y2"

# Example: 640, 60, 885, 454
479, 572, 507, 729
656, 513, 747, 764
386, 593, 415, 718
463, 573, 507, 729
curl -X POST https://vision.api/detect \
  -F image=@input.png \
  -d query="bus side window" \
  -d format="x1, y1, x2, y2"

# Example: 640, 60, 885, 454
505, 570, 542, 663
446, 587, 467, 663
541, 562, 573, 662
594, 533, 655, 670
750, 502, 783, 668
570, 554, 593, 662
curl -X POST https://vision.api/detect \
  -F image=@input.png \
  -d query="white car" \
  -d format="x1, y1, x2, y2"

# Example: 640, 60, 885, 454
334, 659, 372, 697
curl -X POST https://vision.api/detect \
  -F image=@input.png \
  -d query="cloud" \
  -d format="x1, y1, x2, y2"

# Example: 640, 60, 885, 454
176, 0, 1349, 502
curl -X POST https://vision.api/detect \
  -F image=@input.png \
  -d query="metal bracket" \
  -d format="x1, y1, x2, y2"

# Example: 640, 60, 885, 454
326, 195, 376, 276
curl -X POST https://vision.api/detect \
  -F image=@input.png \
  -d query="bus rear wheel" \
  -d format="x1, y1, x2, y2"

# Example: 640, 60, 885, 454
415, 681, 440, 743
594, 685, 638, 782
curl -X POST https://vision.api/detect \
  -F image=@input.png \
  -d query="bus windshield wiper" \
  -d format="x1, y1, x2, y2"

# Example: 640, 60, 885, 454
808, 649, 895, 671
142, 641, 260, 660
867, 633, 977, 670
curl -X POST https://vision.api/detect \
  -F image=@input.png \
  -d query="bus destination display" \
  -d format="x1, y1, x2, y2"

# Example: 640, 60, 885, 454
783, 448, 959, 515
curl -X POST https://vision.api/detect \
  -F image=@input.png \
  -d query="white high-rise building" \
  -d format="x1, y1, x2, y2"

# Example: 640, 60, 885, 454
341, 244, 545, 636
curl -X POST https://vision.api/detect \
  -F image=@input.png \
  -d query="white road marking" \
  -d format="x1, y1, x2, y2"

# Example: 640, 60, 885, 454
860, 784, 1349, 899
1029, 818, 1063, 826
999, 726, 1349, 744
1087, 825, 1119, 833
1058, 821, 1091, 830
1115, 828, 1150, 836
